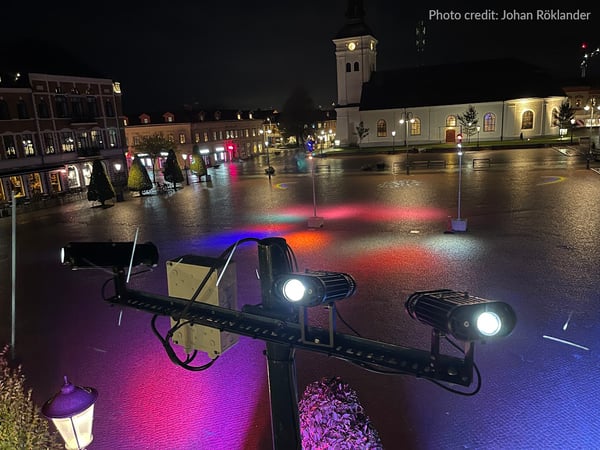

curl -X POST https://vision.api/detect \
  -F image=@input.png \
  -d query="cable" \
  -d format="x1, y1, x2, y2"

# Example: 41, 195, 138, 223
151, 315, 218, 371
334, 307, 362, 337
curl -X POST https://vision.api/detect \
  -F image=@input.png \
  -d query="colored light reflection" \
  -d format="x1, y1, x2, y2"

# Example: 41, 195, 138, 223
118, 336, 269, 449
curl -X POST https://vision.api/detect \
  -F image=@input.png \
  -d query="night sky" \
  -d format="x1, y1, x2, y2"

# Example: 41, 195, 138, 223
2, 1, 599, 115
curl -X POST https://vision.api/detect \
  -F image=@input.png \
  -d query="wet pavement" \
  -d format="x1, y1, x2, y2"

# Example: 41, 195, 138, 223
1, 147, 599, 449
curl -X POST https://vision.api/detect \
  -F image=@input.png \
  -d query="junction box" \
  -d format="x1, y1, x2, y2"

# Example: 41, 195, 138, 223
166, 255, 238, 356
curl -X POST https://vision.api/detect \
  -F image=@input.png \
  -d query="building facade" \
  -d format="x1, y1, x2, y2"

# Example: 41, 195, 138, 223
0, 71, 126, 205
333, 3, 567, 148
123, 109, 273, 176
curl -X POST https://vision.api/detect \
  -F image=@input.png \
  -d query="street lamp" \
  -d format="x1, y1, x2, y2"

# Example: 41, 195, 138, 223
399, 112, 415, 174
391, 130, 396, 153
451, 139, 467, 232
113, 163, 124, 202
584, 103, 600, 168
570, 118, 576, 144
181, 153, 190, 185
476, 126, 481, 149
42, 376, 98, 450
259, 128, 274, 179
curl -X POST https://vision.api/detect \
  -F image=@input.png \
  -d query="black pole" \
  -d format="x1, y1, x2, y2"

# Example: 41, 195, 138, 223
257, 238, 301, 450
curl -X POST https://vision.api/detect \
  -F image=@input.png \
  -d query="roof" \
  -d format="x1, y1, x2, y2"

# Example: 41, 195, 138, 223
125, 108, 272, 126
333, 0, 375, 40
360, 58, 566, 111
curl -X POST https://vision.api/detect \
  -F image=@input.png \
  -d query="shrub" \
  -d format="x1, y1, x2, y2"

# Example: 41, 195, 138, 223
0, 346, 62, 449
299, 376, 383, 449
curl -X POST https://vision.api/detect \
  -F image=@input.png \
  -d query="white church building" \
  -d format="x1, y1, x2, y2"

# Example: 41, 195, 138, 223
333, 2, 567, 148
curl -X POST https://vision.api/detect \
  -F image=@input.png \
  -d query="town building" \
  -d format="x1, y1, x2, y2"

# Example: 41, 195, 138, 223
332, 2, 570, 148
123, 108, 269, 175
0, 70, 126, 206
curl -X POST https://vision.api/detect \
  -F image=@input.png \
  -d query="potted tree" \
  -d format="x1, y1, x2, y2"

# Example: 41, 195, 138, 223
86, 159, 115, 206
162, 149, 184, 191
127, 156, 153, 195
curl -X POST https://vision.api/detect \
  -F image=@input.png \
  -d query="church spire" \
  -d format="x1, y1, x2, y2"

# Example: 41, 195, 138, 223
334, 0, 374, 39
345, 0, 365, 23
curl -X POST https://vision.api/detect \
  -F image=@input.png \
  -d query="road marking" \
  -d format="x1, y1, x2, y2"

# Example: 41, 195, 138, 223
543, 335, 589, 351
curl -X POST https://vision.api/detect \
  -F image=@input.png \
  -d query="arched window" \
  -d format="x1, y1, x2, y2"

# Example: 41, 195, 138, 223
521, 110, 534, 129
376, 119, 387, 137
410, 118, 421, 136
484, 113, 496, 132
354, 62, 359, 71
551, 107, 559, 127
17, 100, 29, 119
0, 100, 11, 120
446, 115, 456, 127
346, 63, 351, 72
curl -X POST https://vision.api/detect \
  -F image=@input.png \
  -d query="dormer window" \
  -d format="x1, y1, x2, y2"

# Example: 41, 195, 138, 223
163, 112, 174, 123
214, 111, 221, 120
139, 113, 151, 124
198, 111, 205, 121
249, 111, 254, 119
237, 111, 242, 120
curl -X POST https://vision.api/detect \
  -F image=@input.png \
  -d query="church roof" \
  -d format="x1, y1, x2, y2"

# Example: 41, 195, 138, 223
360, 58, 566, 111
334, 0, 375, 40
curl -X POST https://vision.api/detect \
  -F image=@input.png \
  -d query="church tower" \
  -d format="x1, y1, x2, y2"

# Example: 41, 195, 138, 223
333, 0, 377, 145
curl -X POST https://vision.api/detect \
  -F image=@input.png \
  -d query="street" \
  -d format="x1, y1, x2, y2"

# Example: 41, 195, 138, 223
1, 146, 599, 449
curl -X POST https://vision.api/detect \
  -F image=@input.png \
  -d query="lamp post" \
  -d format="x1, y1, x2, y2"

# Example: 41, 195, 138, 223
584, 103, 600, 168
260, 128, 274, 179
391, 130, 396, 153
476, 126, 480, 149
451, 141, 468, 232
399, 112, 414, 174
113, 163, 124, 202
42, 376, 98, 450
570, 118, 576, 144
182, 153, 190, 185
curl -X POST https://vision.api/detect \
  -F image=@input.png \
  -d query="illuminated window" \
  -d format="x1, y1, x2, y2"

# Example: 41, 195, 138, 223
194, 132, 200, 143
551, 107, 559, 127
90, 130, 104, 149
3, 135, 16, 158
203, 132, 209, 142
61, 132, 75, 152
107, 129, 118, 147
346, 63, 351, 72
179, 133, 186, 144
410, 118, 421, 136
67, 165, 81, 188
354, 62, 359, 71
376, 119, 387, 137
22, 134, 35, 156
28, 173, 43, 194
9, 176, 25, 197
446, 115, 456, 127
521, 110, 533, 129
44, 133, 56, 154
575, 97, 582, 108
168, 134, 175, 142
484, 113, 496, 132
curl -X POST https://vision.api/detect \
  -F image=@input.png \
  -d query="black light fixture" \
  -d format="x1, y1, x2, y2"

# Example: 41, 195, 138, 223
405, 289, 516, 341
273, 271, 356, 307
61, 242, 159, 269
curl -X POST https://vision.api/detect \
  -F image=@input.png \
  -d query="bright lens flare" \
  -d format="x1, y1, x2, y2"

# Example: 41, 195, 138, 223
282, 279, 306, 302
477, 311, 502, 336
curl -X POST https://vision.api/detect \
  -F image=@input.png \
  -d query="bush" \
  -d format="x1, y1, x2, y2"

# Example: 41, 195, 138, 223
299, 376, 383, 449
0, 346, 62, 449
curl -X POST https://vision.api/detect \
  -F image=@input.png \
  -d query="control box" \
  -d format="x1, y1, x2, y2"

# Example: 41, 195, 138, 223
166, 255, 238, 356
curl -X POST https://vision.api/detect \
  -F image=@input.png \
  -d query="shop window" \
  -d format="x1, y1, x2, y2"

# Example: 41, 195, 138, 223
67, 165, 81, 188
9, 176, 25, 197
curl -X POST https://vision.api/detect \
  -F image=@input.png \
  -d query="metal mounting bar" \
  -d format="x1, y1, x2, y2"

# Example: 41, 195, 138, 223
108, 284, 473, 386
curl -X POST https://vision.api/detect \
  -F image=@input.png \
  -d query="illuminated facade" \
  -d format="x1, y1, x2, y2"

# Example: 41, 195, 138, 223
333, 3, 567, 147
0, 72, 126, 205
123, 109, 268, 170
